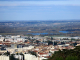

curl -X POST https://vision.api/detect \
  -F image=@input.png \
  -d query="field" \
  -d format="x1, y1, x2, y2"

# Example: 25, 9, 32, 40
0, 20, 80, 37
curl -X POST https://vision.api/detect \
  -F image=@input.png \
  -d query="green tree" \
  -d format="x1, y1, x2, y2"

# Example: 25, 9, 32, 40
29, 51, 37, 57
4, 51, 10, 56
66, 56, 78, 60
56, 57, 64, 60
10, 54, 15, 60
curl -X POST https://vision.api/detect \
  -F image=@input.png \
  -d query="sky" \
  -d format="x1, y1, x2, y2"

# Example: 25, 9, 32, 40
0, 0, 80, 21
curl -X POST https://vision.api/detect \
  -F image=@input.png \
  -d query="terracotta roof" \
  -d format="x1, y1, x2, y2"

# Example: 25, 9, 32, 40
39, 52, 48, 55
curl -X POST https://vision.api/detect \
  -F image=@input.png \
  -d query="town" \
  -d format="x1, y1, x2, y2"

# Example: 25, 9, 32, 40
0, 35, 80, 60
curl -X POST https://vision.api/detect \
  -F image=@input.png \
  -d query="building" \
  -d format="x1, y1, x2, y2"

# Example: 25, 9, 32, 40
0, 55, 9, 60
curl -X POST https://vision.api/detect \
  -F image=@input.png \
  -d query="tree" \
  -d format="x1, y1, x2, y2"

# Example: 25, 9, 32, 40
51, 37, 53, 40
29, 51, 37, 57
10, 54, 16, 60
56, 57, 64, 60
71, 38, 75, 41
47, 46, 80, 60
48, 41, 53, 45
66, 56, 78, 60
3, 38, 5, 42
36, 40, 40, 44
4, 51, 10, 56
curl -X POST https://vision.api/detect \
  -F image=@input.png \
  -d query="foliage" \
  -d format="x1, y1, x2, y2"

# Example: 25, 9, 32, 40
19, 53, 24, 60
4, 51, 10, 56
36, 40, 40, 44
29, 51, 37, 57
56, 57, 64, 60
51, 37, 53, 40
66, 56, 78, 60
48, 41, 53, 45
63, 38, 69, 40
9, 54, 16, 60
48, 46, 80, 60
71, 38, 75, 41
9, 54, 24, 60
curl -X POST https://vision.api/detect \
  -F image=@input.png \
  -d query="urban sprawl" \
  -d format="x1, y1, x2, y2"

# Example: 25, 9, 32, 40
0, 35, 80, 60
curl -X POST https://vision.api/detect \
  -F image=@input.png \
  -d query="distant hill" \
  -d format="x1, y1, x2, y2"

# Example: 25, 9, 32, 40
0, 20, 80, 36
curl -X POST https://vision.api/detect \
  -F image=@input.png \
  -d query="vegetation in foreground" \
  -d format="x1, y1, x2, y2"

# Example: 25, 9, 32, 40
47, 46, 80, 60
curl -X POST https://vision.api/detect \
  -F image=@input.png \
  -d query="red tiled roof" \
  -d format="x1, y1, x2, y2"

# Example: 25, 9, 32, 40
39, 52, 48, 55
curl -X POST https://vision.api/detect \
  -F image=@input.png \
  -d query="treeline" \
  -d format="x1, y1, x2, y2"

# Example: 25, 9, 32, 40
47, 46, 80, 60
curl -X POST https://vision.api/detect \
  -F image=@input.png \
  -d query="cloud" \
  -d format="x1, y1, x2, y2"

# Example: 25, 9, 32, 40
0, 1, 80, 7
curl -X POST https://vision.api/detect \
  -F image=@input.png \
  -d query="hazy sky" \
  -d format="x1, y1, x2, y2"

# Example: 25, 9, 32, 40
0, 0, 80, 21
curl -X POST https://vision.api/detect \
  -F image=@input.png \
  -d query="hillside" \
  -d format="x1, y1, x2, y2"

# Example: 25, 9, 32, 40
47, 46, 80, 60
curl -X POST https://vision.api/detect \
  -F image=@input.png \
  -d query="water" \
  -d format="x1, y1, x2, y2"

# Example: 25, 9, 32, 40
59, 31, 69, 33
59, 31, 73, 33
27, 31, 73, 35
27, 33, 48, 35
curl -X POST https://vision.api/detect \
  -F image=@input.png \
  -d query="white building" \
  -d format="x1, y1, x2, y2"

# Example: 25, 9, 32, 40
11, 35, 20, 38
14, 55, 23, 60
24, 54, 47, 60
23, 46, 34, 50
24, 54, 38, 60
0, 37, 4, 42
0, 55, 9, 60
